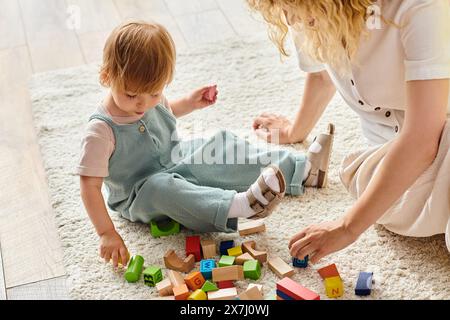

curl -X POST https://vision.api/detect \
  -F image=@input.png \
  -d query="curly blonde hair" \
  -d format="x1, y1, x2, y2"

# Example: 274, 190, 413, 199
247, 0, 379, 75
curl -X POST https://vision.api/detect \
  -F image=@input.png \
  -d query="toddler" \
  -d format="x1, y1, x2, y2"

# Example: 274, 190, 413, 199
78, 21, 335, 268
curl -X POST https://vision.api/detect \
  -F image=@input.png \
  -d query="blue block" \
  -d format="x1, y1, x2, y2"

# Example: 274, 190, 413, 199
200, 259, 216, 280
293, 256, 309, 268
276, 290, 294, 301
219, 240, 234, 256
355, 272, 373, 296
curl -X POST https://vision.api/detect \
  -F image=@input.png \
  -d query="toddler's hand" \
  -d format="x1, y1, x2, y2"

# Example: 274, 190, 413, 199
188, 85, 218, 110
99, 229, 129, 269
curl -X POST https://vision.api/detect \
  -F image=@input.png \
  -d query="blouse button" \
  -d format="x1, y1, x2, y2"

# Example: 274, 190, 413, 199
358, 100, 364, 106
375, 107, 381, 111
351, 80, 355, 86
139, 125, 146, 133
385, 111, 391, 118
395, 126, 399, 133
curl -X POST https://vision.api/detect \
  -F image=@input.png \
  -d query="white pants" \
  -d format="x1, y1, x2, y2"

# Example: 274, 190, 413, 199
339, 120, 450, 252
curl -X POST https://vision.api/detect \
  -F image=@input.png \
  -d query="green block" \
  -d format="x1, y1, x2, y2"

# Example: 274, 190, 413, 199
150, 219, 180, 238
124, 255, 145, 283
243, 260, 261, 280
218, 255, 235, 267
143, 266, 163, 287
201, 280, 219, 293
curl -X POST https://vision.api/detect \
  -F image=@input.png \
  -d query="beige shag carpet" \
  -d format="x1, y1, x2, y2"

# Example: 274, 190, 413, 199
30, 36, 450, 300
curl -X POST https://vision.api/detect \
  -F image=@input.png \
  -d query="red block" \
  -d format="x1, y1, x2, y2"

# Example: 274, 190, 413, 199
277, 277, 320, 300
186, 236, 202, 262
217, 280, 234, 289
317, 264, 340, 280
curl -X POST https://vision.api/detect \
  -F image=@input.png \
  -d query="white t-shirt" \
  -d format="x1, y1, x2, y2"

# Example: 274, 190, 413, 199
291, 0, 450, 145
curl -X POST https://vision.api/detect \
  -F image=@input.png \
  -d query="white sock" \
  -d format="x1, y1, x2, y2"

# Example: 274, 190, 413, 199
302, 160, 312, 183
227, 167, 281, 219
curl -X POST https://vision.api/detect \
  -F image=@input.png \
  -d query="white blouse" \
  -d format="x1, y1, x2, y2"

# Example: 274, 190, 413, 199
291, 0, 450, 145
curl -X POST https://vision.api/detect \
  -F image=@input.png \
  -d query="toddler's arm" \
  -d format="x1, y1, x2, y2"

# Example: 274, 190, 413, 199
170, 85, 218, 118
80, 175, 129, 268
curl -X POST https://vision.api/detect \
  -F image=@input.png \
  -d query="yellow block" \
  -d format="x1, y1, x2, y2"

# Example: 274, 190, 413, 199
188, 289, 207, 300
227, 246, 243, 257
324, 276, 344, 298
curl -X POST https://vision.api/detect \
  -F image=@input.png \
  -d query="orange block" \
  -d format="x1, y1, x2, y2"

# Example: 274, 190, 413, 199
173, 284, 190, 300
184, 271, 206, 291
317, 264, 340, 280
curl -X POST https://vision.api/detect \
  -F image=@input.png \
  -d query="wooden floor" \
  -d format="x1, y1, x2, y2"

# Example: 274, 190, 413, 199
0, 0, 266, 300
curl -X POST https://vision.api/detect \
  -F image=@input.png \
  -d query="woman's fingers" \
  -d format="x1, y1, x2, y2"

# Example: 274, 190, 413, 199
288, 230, 307, 249
255, 128, 272, 142
289, 235, 313, 258
295, 243, 318, 261
310, 250, 327, 264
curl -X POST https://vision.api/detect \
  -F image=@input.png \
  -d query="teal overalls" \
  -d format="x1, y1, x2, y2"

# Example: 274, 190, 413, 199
89, 104, 307, 233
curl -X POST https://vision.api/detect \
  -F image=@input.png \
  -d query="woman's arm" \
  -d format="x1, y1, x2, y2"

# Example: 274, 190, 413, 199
253, 69, 336, 143
289, 79, 449, 263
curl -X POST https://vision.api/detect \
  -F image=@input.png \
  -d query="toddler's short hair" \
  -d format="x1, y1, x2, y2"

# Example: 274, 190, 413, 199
100, 21, 176, 94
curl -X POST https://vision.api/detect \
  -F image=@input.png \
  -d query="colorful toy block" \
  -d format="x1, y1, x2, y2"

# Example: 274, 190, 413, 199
268, 257, 295, 279
167, 270, 185, 288
164, 249, 195, 273
200, 259, 216, 280
238, 219, 266, 236
184, 271, 206, 291
248, 284, 264, 295
201, 239, 217, 259
237, 286, 264, 300
124, 255, 144, 283
227, 246, 243, 257
117, 251, 130, 267
276, 289, 294, 301
208, 288, 238, 301
235, 253, 254, 265
188, 289, 207, 300
242, 241, 267, 264
317, 263, 340, 280
243, 260, 261, 280
217, 280, 234, 289
212, 265, 244, 282
150, 219, 180, 238
277, 277, 320, 300
143, 266, 163, 287
324, 276, 344, 298
156, 278, 173, 297
219, 255, 235, 267
201, 280, 219, 293
293, 256, 309, 268
173, 284, 190, 300
186, 236, 202, 261
220, 240, 235, 256
355, 272, 374, 296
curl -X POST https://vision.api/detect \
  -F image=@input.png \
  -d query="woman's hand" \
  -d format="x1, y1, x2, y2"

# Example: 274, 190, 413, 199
252, 113, 296, 144
187, 85, 218, 110
288, 219, 359, 264
99, 229, 129, 269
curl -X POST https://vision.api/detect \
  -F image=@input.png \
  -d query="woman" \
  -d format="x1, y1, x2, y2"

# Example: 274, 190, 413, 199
247, 0, 450, 263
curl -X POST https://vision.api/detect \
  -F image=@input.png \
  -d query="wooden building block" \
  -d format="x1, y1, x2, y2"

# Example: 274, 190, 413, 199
200, 259, 216, 280
150, 219, 180, 238
188, 289, 207, 300
247, 284, 264, 295
324, 276, 344, 298
220, 240, 235, 256
208, 288, 238, 301
167, 270, 185, 288
143, 266, 163, 287
186, 236, 202, 261
201, 239, 217, 259
277, 277, 320, 300
153, 296, 175, 300
124, 255, 144, 283
237, 286, 264, 300
184, 271, 206, 291
276, 289, 294, 300
164, 249, 195, 273
243, 260, 261, 280
293, 256, 309, 268
268, 257, 295, 279
227, 246, 243, 257
242, 241, 267, 264
212, 266, 244, 282
156, 278, 173, 297
238, 219, 266, 236
219, 255, 235, 267
173, 284, 190, 301
235, 253, 254, 265
317, 264, 340, 280
355, 272, 373, 296
201, 280, 219, 293
217, 281, 234, 289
